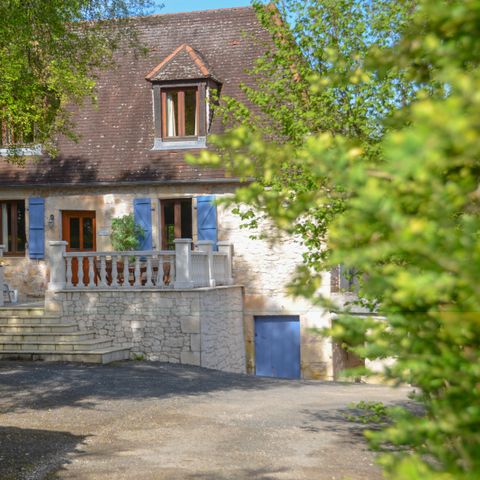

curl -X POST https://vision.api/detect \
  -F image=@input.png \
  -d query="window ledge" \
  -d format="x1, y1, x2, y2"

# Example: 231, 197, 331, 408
0, 145, 42, 157
152, 137, 206, 151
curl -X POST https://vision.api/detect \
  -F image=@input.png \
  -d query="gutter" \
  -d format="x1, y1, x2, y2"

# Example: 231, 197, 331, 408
0, 177, 251, 189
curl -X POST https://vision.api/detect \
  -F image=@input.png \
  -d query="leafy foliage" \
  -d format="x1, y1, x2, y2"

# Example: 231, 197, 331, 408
345, 401, 389, 425
0, 0, 155, 159
190, 0, 480, 477
110, 214, 144, 251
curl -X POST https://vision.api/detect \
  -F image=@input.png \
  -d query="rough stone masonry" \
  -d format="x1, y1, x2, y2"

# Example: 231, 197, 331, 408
54, 285, 246, 373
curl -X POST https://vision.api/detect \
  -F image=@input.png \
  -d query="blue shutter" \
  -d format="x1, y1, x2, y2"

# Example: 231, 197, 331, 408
28, 197, 45, 259
133, 198, 152, 251
197, 195, 217, 250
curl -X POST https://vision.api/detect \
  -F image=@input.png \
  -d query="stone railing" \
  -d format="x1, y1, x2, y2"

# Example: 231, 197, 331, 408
47, 239, 234, 291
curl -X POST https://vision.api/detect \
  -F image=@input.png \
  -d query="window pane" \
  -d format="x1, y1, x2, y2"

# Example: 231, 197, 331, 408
70, 218, 80, 249
7, 204, 12, 251
83, 217, 94, 250
16, 201, 26, 252
166, 91, 178, 137
181, 199, 192, 238
166, 224, 175, 250
184, 89, 197, 136
0, 204, 7, 249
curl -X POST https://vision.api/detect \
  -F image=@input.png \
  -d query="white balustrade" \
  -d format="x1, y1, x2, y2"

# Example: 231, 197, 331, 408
213, 252, 228, 285
191, 252, 210, 288
55, 239, 233, 290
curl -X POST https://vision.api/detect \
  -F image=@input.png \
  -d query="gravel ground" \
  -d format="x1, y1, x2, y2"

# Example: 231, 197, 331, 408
0, 361, 412, 480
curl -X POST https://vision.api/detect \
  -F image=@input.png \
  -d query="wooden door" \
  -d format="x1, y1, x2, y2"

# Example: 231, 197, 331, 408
62, 211, 96, 286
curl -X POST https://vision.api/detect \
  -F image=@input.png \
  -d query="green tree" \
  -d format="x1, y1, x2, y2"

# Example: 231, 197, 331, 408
0, 0, 155, 158
111, 214, 144, 251
191, 0, 480, 477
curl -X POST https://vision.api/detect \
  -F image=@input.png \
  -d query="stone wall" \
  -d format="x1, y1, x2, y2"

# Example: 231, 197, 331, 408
3, 257, 47, 301
216, 205, 334, 380
52, 286, 246, 373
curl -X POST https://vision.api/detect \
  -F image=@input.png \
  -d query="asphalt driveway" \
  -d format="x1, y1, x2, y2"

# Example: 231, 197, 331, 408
0, 362, 411, 480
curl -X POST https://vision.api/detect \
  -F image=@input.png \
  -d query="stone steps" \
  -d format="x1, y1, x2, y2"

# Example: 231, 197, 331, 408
0, 307, 45, 317
0, 323, 79, 333
0, 332, 96, 342
0, 316, 67, 326
0, 305, 130, 364
0, 338, 113, 351
0, 347, 131, 364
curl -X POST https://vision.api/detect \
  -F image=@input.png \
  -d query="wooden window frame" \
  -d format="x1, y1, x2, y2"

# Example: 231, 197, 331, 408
161, 87, 201, 140
0, 119, 36, 148
153, 81, 207, 142
0, 200, 26, 256
61, 211, 97, 252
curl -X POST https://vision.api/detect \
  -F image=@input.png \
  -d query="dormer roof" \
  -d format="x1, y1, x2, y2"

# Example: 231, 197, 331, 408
145, 44, 221, 83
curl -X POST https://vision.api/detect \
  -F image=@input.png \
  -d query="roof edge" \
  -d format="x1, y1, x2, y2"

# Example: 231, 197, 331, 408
0, 178, 248, 189
133, 5, 254, 21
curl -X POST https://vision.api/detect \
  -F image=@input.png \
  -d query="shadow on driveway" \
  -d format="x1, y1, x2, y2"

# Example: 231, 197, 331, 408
0, 360, 371, 414
0, 426, 86, 480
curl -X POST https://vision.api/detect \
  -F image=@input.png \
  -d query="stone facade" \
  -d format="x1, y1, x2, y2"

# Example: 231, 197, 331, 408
51, 286, 246, 373
1, 183, 335, 379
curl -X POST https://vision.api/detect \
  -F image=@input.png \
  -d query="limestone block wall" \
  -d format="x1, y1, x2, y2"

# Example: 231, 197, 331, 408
216, 203, 334, 380
199, 288, 245, 372
53, 286, 246, 373
3, 257, 47, 301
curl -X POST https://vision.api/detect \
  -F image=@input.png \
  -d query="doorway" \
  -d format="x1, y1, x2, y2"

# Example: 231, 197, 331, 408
61, 211, 96, 285
160, 199, 192, 250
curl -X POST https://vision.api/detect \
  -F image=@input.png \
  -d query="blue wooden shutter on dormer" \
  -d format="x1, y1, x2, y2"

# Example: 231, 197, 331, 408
28, 197, 45, 259
133, 198, 152, 251
197, 195, 218, 250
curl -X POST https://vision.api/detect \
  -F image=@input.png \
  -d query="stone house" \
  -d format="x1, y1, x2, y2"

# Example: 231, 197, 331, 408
0, 6, 336, 379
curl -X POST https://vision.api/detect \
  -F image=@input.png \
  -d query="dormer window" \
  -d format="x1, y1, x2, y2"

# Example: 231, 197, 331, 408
145, 44, 221, 151
0, 120, 41, 156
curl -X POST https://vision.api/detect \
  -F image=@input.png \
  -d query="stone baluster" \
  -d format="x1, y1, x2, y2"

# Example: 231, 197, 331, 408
112, 255, 119, 287
170, 256, 176, 284
174, 239, 193, 289
134, 256, 141, 288
145, 256, 153, 287
197, 241, 216, 287
122, 255, 129, 288
77, 256, 85, 287
99, 255, 107, 287
88, 256, 95, 288
66, 257, 73, 288
217, 241, 234, 285
156, 257, 164, 286
47, 241, 68, 291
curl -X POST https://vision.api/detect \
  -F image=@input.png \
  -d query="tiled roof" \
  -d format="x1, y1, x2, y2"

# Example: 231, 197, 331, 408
0, 6, 269, 187
145, 44, 220, 83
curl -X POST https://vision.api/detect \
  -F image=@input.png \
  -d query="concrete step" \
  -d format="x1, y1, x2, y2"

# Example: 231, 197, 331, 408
0, 338, 113, 352
0, 332, 95, 342
0, 316, 62, 326
0, 307, 45, 317
0, 323, 79, 334
0, 347, 131, 364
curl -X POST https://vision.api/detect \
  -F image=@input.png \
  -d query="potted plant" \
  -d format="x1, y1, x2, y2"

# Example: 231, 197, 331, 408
109, 214, 145, 285
111, 214, 145, 252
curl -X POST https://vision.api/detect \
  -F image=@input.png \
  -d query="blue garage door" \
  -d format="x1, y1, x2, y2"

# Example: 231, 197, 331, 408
254, 315, 301, 379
